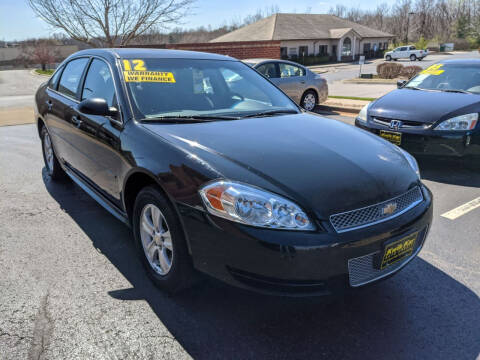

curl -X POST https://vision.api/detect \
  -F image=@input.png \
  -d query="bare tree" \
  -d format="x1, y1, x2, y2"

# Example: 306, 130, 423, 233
17, 40, 59, 70
27, 0, 195, 47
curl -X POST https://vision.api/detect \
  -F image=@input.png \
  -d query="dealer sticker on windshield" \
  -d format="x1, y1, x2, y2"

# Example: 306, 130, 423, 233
421, 64, 444, 76
122, 59, 176, 83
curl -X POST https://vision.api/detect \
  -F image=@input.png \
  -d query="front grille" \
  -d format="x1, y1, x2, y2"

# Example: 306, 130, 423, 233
373, 117, 427, 129
348, 226, 428, 287
330, 187, 423, 233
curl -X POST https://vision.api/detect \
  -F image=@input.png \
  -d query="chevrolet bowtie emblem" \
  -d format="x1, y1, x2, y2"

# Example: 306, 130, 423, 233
381, 202, 397, 215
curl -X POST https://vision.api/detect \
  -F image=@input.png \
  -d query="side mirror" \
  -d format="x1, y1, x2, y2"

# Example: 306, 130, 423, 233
78, 98, 118, 117
397, 80, 407, 89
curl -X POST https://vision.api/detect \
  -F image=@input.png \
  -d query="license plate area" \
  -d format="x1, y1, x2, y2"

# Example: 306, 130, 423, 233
380, 232, 418, 269
380, 130, 402, 145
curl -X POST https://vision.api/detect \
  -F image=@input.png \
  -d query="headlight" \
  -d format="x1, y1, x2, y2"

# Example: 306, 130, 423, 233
357, 103, 369, 122
199, 181, 315, 230
435, 113, 478, 131
399, 148, 420, 179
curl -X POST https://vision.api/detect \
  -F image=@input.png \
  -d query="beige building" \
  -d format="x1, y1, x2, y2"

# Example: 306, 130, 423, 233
211, 14, 394, 61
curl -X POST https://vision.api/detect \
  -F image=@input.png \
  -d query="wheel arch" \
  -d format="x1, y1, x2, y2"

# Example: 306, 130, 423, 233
37, 116, 46, 137
122, 169, 193, 253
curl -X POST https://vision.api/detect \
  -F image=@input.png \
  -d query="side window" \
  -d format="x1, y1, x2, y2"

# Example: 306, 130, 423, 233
410, 46, 416, 50
256, 63, 278, 78
58, 58, 89, 98
81, 59, 116, 107
219, 68, 271, 104
399, 47, 408, 51
48, 66, 64, 90
279, 63, 305, 78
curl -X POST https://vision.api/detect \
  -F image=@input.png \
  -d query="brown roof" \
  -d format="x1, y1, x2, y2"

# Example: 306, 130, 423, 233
211, 14, 394, 42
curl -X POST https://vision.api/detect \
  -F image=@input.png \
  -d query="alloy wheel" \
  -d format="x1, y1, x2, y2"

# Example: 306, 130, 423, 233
140, 204, 173, 276
303, 93, 317, 111
43, 131, 54, 174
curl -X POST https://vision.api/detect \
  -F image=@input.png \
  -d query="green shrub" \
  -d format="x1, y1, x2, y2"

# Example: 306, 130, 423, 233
377, 62, 403, 79
294, 55, 331, 66
415, 36, 428, 50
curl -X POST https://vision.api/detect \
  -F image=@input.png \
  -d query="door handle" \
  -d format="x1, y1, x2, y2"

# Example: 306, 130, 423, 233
71, 115, 82, 127
46, 100, 53, 111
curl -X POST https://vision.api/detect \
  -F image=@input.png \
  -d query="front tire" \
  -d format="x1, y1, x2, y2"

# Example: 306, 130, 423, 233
410, 54, 417, 61
386, 55, 392, 61
133, 186, 194, 294
40, 126, 66, 181
301, 90, 318, 111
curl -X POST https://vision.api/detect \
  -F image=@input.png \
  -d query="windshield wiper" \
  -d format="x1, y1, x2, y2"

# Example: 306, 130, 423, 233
240, 109, 299, 118
439, 89, 471, 94
142, 114, 240, 122
404, 86, 424, 90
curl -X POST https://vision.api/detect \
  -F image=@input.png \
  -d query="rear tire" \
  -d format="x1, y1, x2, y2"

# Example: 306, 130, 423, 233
133, 186, 195, 294
301, 90, 318, 111
40, 126, 66, 181
410, 54, 417, 61
385, 55, 392, 61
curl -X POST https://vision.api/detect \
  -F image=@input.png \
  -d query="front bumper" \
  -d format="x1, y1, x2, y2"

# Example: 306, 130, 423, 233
178, 185, 433, 296
355, 118, 480, 157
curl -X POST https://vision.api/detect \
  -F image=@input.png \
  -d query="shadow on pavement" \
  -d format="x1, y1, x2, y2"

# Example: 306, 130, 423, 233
418, 156, 480, 187
43, 170, 480, 360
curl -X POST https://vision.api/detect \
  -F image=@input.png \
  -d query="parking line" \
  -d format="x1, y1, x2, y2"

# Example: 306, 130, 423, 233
441, 196, 480, 220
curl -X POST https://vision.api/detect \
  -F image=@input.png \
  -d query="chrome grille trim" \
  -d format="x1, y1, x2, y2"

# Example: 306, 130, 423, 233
330, 187, 424, 233
372, 117, 427, 129
348, 226, 428, 287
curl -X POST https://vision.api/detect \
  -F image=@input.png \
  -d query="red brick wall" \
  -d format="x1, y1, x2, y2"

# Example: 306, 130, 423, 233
128, 41, 281, 60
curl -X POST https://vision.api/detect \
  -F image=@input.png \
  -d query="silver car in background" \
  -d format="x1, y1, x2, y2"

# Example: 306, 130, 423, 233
243, 58, 328, 111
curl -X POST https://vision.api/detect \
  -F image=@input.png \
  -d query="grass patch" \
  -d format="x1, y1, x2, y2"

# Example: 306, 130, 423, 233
35, 69, 54, 76
328, 95, 376, 101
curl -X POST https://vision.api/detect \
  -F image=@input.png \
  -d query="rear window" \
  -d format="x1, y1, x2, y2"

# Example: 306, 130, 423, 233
58, 58, 89, 98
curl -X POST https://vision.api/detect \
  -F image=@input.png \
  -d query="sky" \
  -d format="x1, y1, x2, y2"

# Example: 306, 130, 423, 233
0, 0, 397, 41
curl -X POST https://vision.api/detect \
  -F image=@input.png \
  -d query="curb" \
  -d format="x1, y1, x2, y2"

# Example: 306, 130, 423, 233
317, 104, 361, 114
342, 78, 398, 85
30, 69, 52, 77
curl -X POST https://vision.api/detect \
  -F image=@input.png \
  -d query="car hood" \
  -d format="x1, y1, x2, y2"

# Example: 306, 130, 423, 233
142, 113, 419, 219
369, 89, 480, 124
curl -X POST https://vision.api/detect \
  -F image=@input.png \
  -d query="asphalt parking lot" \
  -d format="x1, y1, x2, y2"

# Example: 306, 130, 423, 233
1, 117, 479, 359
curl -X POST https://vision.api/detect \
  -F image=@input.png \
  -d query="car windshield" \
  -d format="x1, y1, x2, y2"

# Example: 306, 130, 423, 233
121, 58, 298, 119
405, 63, 480, 94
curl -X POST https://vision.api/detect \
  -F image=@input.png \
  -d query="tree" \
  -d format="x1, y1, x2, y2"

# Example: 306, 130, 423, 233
17, 40, 59, 70
27, 0, 195, 47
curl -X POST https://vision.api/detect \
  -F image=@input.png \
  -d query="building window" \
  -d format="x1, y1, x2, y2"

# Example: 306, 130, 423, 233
298, 46, 308, 57
384, 42, 388, 50
288, 47, 297, 57
332, 45, 337, 57
280, 47, 288, 58
318, 45, 328, 56
342, 37, 352, 56
363, 43, 371, 54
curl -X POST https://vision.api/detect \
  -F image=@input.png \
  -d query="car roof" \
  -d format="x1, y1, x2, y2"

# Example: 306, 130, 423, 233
242, 58, 306, 68
68, 48, 236, 62
438, 58, 480, 66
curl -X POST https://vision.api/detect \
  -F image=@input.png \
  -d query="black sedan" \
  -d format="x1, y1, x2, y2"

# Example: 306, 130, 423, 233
35, 48, 432, 296
355, 59, 480, 159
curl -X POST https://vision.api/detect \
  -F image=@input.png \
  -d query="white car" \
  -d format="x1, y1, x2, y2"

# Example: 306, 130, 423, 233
385, 45, 428, 61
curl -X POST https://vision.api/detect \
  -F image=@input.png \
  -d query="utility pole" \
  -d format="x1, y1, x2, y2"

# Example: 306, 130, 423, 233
405, 12, 415, 43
